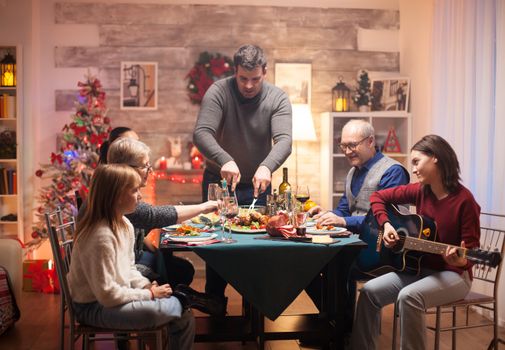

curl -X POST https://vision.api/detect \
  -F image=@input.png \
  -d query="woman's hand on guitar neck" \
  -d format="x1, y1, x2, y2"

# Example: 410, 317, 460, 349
383, 222, 400, 248
444, 241, 468, 267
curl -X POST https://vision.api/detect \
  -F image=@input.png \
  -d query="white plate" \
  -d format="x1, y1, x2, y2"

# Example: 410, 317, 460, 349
306, 226, 347, 235
306, 220, 316, 227
165, 233, 217, 242
162, 224, 205, 231
226, 225, 267, 233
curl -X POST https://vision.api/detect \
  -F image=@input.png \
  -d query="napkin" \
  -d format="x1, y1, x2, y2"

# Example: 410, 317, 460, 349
186, 238, 221, 246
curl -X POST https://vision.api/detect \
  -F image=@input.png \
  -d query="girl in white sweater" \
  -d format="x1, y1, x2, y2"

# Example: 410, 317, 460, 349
68, 164, 194, 349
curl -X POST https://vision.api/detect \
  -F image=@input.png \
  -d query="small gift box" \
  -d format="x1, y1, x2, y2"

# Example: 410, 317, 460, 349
22, 259, 59, 293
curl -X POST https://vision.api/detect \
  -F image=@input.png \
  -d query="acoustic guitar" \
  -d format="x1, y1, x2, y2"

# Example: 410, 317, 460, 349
356, 204, 502, 276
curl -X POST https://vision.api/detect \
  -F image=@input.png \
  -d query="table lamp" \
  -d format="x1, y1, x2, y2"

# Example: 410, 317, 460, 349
292, 104, 317, 187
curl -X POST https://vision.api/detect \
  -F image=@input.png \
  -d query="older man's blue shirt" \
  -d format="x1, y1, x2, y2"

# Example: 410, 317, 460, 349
333, 152, 409, 232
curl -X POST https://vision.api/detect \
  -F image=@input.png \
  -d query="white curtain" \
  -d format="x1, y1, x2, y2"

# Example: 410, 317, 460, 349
432, 0, 505, 325
432, 0, 505, 213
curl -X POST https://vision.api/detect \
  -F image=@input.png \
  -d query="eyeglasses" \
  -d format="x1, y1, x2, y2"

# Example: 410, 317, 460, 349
338, 136, 370, 152
130, 162, 153, 172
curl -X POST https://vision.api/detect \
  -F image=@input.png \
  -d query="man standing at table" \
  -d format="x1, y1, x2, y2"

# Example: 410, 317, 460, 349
305, 119, 409, 341
193, 44, 292, 312
193, 44, 292, 206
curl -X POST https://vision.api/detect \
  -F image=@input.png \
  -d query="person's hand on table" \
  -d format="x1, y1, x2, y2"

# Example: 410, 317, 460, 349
200, 200, 218, 214
221, 161, 241, 191
314, 210, 346, 227
252, 165, 271, 198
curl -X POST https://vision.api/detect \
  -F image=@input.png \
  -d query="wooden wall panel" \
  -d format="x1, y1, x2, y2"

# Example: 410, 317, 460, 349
53, 2, 400, 204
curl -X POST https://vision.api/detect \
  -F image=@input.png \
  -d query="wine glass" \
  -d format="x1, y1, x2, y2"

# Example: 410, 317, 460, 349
295, 185, 310, 204
222, 195, 239, 243
207, 183, 221, 201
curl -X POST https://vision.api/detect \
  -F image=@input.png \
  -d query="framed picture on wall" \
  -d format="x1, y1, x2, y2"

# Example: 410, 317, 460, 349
120, 61, 158, 110
274, 63, 311, 105
370, 78, 410, 112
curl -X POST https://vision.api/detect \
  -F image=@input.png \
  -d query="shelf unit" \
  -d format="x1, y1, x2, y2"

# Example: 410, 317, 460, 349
320, 111, 411, 210
0, 45, 23, 240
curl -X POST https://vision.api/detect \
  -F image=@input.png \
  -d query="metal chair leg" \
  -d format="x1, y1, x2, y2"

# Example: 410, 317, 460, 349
59, 294, 65, 350
392, 302, 398, 350
451, 306, 457, 350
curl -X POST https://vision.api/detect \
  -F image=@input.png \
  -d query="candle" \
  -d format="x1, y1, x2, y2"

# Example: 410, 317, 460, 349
191, 156, 202, 169
336, 98, 343, 112
159, 156, 167, 170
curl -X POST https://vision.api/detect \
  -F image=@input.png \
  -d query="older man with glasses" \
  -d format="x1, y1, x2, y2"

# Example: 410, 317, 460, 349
310, 119, 409, 231
302, 119, 409, 346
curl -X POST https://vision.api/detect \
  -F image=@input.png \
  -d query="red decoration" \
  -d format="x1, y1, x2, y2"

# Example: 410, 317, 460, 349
186, 52, 234, 104
153, 171, 203, 184
31, 231, 39, 239
384, 127, 402, 153
50, 152, 63, 165
23, 260, 59, 294
191, 155, 203, 169
35, 169, 43, 177
159, 156, 167, 170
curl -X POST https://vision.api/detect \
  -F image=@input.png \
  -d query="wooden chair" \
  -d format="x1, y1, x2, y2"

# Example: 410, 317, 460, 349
392, 212, 505, 350
45, 208, 169, 350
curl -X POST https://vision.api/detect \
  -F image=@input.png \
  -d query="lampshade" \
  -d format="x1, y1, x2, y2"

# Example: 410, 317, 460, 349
292, 104, 316, 141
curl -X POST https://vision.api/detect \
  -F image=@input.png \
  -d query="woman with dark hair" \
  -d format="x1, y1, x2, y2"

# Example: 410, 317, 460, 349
350, 135, 481, 350
98, 126, 139, 164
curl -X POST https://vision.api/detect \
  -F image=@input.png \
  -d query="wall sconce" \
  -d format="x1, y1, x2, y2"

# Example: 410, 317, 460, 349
1, 52, 16, 87
332, 76, 350, 112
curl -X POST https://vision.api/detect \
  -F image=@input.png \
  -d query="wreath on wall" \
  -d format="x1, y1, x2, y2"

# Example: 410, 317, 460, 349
186, 51, 234, 104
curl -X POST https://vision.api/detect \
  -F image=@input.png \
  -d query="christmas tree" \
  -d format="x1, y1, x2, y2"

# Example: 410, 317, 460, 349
353, 70, 372, 108
28, 75, 111, 251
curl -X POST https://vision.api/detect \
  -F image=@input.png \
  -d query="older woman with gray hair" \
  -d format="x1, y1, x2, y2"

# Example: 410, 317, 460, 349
90, 136, 223, 316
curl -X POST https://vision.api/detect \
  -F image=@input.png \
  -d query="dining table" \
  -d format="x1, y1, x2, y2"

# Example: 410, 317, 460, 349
160, 230, 366, 350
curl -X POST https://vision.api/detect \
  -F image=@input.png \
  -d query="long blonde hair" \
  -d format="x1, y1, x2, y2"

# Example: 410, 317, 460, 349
76, 164, 141, 240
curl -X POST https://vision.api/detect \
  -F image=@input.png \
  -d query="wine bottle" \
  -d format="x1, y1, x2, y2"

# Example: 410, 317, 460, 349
278, 167, 291, 195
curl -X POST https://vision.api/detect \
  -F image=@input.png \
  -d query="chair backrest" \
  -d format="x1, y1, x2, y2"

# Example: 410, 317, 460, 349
472, 213, 505, 297
44, 208, 77, 321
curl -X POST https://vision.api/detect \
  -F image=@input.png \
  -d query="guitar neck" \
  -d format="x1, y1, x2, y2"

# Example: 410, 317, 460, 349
402, 236, 464, 257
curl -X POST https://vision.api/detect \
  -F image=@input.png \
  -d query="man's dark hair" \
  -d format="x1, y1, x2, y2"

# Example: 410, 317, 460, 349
411, 134, 461, 193
233, 44, 267, 71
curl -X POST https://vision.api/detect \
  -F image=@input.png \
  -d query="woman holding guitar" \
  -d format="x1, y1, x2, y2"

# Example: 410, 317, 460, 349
350, 135, 481, 350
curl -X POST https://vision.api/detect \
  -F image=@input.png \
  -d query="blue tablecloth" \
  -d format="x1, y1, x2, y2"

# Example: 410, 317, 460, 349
190, 233, 363, 320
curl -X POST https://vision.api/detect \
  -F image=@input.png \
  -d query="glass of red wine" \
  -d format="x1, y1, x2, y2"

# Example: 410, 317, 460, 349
295, 185, 310, 204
